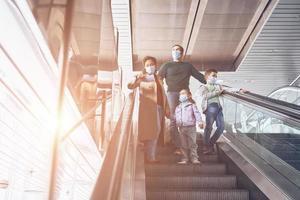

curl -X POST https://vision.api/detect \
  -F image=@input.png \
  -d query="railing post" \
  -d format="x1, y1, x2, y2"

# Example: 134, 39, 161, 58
48, 0, 74, 199
99, 90, 107, 149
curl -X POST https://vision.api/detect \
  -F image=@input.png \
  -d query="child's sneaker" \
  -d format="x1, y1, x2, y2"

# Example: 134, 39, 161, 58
191, 159, 201, 164
203, 146, 215, 155
174, 148, 183, 155
177, 160, 188, 164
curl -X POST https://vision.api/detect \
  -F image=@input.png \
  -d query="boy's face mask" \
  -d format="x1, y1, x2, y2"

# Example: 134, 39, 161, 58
179, 94, 188, 103
207, 76, 217, 84
145, 65, 156, 75
172, 50, 182, 61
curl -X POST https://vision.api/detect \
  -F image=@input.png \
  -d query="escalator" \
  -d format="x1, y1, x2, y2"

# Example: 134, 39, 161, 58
145, 90, 300, 200
91, 89, 300, 200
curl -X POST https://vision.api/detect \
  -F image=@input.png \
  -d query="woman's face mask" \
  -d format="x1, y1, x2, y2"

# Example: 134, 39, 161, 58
172, 50, 182, 61
145, 65, 156, 75
179, 94, 188, 103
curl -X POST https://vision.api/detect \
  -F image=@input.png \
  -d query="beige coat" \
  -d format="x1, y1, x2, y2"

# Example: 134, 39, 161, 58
128, 75, 169, 141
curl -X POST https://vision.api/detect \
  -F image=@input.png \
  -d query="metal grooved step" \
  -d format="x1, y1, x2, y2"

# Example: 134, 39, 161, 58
146, 175, 237, 189
146, 189, 249, 200
145, 163, 227, 176
145, 144, 249, 200
157, 154, 219, 163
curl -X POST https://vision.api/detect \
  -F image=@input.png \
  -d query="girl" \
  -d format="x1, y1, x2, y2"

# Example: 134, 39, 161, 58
175, 89, 203, 164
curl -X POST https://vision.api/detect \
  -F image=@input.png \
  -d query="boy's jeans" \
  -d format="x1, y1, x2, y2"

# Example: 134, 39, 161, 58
204, 103, 225, 147
167, 91, 181, 148
178, 126, 198, 161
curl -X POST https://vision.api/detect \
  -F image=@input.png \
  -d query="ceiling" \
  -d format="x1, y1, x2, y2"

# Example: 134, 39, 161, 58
131, 0, 300, 95
28, 0, 300, 95
131, 0, 270, 71
216, 0, 300, 95
28, 0, 117, 71
71, 0, 117, 71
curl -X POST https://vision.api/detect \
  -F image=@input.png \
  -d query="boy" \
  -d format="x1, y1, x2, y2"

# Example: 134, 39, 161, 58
198, 69, 246, 154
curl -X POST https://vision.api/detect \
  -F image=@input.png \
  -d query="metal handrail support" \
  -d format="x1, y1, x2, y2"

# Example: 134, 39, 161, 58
91, 91, 136, 200
60, 97, 104, 142
60, 90, 113, 142
290, 74, 300, 86
98, 90, 107, 149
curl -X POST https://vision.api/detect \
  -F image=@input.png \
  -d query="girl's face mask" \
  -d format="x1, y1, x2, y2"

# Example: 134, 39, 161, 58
179, 94, 188, 103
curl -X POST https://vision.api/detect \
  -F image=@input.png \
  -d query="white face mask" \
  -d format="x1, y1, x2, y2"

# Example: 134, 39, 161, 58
172, 50, 182, 61
179, 95, 188, 103
145, 65, 156, 75
207, 76, 217, 84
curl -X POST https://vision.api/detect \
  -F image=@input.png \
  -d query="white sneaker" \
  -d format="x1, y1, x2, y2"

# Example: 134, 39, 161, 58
177, 160, 188, 164
191, 159, 201, 164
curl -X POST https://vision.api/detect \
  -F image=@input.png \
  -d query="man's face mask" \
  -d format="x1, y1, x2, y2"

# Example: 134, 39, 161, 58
172, 50, 182, 61
145, 65, 156, 75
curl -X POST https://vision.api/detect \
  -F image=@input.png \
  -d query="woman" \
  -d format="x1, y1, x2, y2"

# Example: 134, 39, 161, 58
128, 56, 170, 163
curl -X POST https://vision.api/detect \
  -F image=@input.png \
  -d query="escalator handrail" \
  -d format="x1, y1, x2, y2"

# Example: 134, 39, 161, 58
223, 91, 300, 121
245, 91, 300, 111
91, 91, 136, 200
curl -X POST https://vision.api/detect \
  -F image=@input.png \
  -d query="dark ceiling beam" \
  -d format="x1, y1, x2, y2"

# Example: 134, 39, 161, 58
233, 0, 280, 71
232, 0, 269, 59
182, 0, 208, 58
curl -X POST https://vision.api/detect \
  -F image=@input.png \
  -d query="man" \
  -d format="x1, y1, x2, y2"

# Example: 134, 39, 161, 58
158, 44, 206, 154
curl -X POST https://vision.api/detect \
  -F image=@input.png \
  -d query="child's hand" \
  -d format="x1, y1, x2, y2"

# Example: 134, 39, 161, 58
239, 89, 248, 94
198, 122, 204, 129
165, 110, 170, 119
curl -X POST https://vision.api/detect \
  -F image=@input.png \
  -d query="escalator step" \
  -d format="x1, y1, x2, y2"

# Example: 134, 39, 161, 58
156, 146, 207, 154
146, 189, 249, 200
156, 154, 219, 163
146, 175, 237, 189
145, 163, 226, 176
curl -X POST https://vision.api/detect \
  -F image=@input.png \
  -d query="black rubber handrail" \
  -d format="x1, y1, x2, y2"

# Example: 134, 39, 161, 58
223, 91, 300, 121
245, 92, 300, 111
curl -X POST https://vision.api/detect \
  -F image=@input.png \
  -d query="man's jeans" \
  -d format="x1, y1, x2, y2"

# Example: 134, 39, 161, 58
167, 91, 181, 148
204, 103, 225, 146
